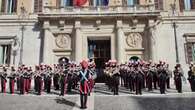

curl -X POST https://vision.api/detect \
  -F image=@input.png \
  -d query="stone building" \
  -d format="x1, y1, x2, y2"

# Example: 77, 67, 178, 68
0, 0, 195, 73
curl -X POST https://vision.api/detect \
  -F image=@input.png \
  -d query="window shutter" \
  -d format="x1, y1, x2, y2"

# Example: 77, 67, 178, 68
13, 0, 17, 12
154, 0, 163, 10
56, 0, 61, 8
179, 0, 185, 11
34, 0, 42, 13
1, 0, 6, 12
191, 0, 195, 9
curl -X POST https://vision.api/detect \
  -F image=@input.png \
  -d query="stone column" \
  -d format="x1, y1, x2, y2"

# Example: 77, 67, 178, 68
148, 20, 157, 62
43, 21, 50, 64
0, 45, 3, 64
75, 21, 82, 62
116, 20, 125, 63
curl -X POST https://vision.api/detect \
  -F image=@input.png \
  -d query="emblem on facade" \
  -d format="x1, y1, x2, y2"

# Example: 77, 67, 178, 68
126, 33, 142, 48
55, 34, 70, 49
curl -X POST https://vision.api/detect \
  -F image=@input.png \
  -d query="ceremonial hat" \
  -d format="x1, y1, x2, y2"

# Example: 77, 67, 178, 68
80, 60, 88, 69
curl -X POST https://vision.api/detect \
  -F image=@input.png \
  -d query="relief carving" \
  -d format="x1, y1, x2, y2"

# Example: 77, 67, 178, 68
126, 33, 142, 48
55, 34, 70, 49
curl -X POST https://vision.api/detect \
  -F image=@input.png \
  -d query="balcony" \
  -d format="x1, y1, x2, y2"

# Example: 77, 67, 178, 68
40, 4, 160, 18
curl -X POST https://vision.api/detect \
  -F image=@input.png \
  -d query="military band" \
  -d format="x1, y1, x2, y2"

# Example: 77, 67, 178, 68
0, 59, 195, 109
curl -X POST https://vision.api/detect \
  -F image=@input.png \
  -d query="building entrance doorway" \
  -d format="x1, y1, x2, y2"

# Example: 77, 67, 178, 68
88, 38, 111, 82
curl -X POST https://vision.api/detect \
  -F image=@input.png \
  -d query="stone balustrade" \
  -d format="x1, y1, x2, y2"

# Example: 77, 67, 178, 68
43, 4, 156, 14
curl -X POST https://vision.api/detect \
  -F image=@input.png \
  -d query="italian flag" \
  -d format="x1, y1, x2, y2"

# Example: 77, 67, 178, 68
74, 0, 88, 6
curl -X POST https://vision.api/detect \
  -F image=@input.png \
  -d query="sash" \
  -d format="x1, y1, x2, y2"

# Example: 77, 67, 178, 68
80, 70, 88, 82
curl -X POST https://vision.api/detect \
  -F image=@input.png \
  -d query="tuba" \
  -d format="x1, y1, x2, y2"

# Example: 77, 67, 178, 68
192, 66, 195, 76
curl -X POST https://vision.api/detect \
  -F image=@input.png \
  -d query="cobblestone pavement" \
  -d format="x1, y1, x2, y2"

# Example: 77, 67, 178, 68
0, 81, 195, 110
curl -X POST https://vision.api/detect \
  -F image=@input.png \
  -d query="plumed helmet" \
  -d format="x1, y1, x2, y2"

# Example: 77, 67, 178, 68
80, 60, 88, 69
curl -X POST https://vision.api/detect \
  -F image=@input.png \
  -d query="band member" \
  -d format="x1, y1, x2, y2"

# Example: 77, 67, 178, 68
188, 64, 195, 92
46, 67, 52, 93
20, 70, 25, 94
16, 67, 21, 91
111, 61, 120, 95
8, 67, 16, 94
165, 64, 172, 89
23, 68, 30, 93
78, 60, 90, 109
37, 68, 44, 95
88, 62, 96, 93
1, 67, 7, 93
60, 69, 68, 96
147, 65, 153, 91
174, 64, 183, 93
128, 64, 135, 92
28, 67, 33, 90
53, 66, 60, 90
135, 64, 144, 95
158, 65, 167, 94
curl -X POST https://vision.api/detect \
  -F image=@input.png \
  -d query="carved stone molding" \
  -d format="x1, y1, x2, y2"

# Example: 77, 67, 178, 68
126, 33, 142, 48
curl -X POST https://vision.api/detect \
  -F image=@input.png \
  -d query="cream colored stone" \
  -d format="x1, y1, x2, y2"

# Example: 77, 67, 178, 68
48, 0, 57, 7
17, 0, 33, 14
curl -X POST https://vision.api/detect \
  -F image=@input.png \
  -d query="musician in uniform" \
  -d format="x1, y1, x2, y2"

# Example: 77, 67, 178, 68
146, 64, 153, 91
165, 64, 172, 89
135, 64, 144, 95
8, 66, 16, 94
37, 67, 44, 95
158, 65, 167, 94
188, 64, 195, 92
53, 65, 60, 90
16, 67, 21, 91
111, 61, 120, 95
60, 67, 68, 96
128, 63, 135, 92
1, 66, 7, 93
20, 67, 25, 94
173, 64, 183, 93
46, 66, 52, 93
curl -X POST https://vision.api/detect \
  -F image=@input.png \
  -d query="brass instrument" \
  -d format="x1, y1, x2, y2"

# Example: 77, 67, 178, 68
192, 66, 195, 76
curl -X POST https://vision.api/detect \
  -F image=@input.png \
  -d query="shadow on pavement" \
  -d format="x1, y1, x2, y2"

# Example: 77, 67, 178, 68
55, 97, 79, 108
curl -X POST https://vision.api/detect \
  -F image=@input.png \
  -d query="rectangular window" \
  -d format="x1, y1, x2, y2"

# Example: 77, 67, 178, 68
0, 45, 11, 65
61, 0, 73, 6
191, 0, 195, 9
0, 0, 6, 12
34, 0, 42, 13
56, 0, 61, 8
127, 0, 139, 6
184, 0, 191, 10
180, 0, 195, 11
185, 42, 195, 63
154, 0, 163, 10
94, 0, 108, 6
0, 0, 17, 13
179, 0, 185, 11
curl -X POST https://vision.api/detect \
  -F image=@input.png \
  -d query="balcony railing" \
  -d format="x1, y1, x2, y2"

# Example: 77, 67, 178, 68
43, 4, 157, 14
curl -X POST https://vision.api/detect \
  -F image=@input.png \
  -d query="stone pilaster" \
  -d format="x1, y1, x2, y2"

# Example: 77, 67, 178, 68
116, 20, 125, 63
148, 19, 157, 62
75, 20, 82, 62
43, 21, 51, 64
